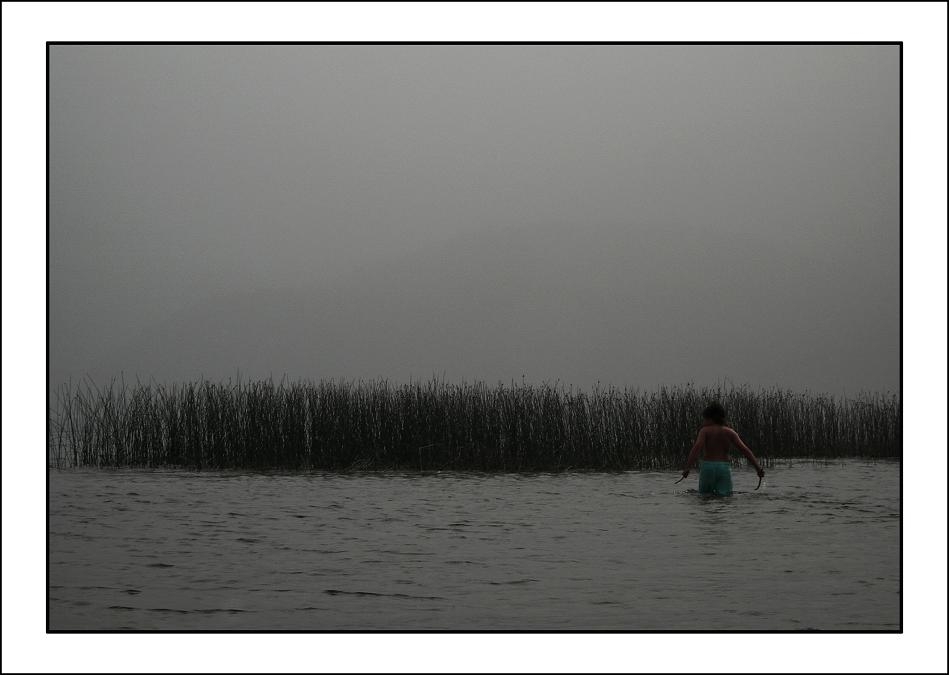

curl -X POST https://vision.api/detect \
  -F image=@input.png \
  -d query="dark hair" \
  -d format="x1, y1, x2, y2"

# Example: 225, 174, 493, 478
702, 402, 726, 425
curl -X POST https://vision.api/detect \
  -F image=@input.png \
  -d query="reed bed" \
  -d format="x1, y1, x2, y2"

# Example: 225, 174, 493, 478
48, 379, 901, 471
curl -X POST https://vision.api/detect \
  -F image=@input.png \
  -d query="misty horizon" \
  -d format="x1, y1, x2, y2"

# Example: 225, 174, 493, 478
49, 44, 900, 395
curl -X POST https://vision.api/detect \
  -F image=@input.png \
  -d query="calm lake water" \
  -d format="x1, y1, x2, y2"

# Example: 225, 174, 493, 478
48, 460, 900, 630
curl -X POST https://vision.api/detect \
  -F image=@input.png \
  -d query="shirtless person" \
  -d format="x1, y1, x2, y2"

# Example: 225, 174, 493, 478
681, 402, 765, 496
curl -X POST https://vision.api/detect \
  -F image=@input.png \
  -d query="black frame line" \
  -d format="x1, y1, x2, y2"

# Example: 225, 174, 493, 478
17, 0, 938, 3
15, 0, 941, 3
45, 40, 903, 635
48, 40, 902, 45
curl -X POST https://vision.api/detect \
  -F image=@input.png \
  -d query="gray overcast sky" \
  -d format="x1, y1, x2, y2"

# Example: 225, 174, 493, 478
49, 44, 900, 394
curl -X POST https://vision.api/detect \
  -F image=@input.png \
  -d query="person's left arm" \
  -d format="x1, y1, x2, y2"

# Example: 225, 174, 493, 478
681, 427, 706, 477
726, 427, 765, 477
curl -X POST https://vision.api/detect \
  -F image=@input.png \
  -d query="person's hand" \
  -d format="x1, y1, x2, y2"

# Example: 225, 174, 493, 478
756, 467, 765, 479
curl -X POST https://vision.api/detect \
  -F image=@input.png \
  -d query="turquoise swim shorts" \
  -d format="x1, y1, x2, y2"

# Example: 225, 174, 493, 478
698, 461, 733, 496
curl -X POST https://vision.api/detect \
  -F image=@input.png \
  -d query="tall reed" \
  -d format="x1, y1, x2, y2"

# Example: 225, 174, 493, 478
48, 379, 901, 470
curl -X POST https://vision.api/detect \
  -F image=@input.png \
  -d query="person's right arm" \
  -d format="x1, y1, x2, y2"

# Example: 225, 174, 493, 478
727, 428, 765, 477
681, 427, 705, 477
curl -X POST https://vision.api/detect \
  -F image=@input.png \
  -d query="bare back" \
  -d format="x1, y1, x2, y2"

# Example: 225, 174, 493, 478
683, 419, 763, 478
701, 424, 736, 461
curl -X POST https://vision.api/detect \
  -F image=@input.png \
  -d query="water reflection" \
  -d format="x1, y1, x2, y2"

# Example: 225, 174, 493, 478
49, 461, 899, 630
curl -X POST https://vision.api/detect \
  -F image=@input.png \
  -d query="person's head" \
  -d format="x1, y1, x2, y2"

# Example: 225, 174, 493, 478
702, 402, 726, 426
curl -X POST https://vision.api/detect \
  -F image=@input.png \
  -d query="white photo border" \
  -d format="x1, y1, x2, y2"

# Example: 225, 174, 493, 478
3, 2, 946, 673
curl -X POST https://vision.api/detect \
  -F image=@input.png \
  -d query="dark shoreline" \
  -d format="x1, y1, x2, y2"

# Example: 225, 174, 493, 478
49, 379, 901, 470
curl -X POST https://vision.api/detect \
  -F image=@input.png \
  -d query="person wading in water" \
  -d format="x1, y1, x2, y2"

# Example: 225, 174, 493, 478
680, 402, 765, 496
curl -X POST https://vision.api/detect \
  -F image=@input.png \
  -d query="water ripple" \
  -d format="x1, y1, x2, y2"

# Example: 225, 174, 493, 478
49, 462, 899, 630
